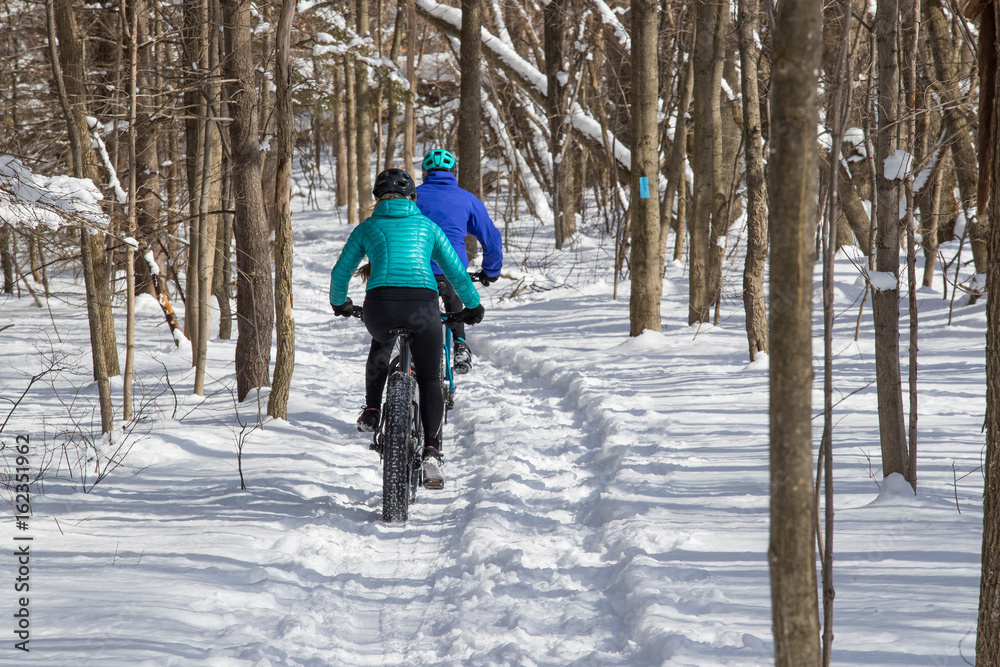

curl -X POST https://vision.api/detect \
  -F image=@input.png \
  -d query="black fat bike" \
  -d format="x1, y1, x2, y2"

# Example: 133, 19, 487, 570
350, 307, 460, 522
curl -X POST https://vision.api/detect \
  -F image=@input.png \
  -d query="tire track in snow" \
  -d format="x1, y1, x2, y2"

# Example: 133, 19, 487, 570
404, 343, 634, 665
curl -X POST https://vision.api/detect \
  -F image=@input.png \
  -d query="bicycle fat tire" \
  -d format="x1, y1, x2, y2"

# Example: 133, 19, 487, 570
382, 371, 414, 522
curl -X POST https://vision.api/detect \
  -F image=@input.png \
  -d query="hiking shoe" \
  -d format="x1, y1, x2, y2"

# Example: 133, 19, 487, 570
422, 446, 444, 490
453, 339, 472, 375
357, 407, 380, 433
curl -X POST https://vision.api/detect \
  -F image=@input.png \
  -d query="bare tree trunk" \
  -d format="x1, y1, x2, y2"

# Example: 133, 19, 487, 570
194, 0, 222, 396
660, 43, 693, 269
707, 0, 731, 316
920, 154, 943, 287
629, 0, 660, 336
51, 0, 117, 432
333, 64, 349, 207
124, 0, 139, 422
132, 0, 163, 296
459, 0, 483, 196
383, 2, 405, 170
768, 0, 822, 658
818, 0, 855, 660
223, 0, 274, 401
184, 0, 207, 346
345, 59, 359, 225
924, 0, 986, 283
873, 0, 909, 479
979, 2, 1000, 646
213, 205, 233, 340
689, 0, 721, 323
1, 226, 12, 294
544, 0, 576, 248
404, 0, 416, 171
215, 148, 234, 341
268, 0, 296, 420
738, 0, 768, 360
901, 0, 919, 489
673, 173, 687, 262
356, 0, 372, 218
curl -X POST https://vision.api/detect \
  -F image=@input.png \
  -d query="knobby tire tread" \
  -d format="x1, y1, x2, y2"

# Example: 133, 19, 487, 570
382, 371, 412, 522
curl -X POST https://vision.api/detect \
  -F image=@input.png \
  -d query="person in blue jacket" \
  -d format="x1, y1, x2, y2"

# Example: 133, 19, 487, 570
415, 149, 503, 374
330, 168, 484, 488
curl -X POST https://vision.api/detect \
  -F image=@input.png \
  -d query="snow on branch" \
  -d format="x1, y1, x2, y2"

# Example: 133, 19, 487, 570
588, 0, 630, 51
311, 18, 410, 90
89, 117, 128, 205
0, 156, 110, 231
416, 0, 647, 183
883, 149, 913, 182
863, 268, 899, 292
482, 95, 553, 222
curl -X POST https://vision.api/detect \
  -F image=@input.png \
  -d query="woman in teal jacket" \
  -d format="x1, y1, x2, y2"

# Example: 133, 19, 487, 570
330, 169, 484, 487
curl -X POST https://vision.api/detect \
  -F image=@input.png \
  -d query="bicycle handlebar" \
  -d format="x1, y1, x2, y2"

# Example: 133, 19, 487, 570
344, 306, 472, 325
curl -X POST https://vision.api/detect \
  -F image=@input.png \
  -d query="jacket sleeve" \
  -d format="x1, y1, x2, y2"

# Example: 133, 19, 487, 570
431, 223, 481, 308
467, 196, 503, 276
329, 226, 367, 305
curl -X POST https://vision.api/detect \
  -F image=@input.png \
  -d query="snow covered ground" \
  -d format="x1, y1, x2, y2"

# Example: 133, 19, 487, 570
0, 188, 987, 665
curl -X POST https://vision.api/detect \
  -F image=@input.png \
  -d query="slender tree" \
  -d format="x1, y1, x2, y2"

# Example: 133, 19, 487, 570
345, 59, 359, 225
458, 0, 482, 196
978, 4, 1000, 658
404, 0, 417, 170
268, 0, 296, 419
925, 0, 986, 281
195, 0, 223, 395
223, 0, 274, 401
737, 0, 768, 360
51, 0, 118, 433
660, 34, 692, 269
706, 0, 731, 321
544, 0, 576, 248
628, 0, 660, 335
123, 0, 139, 422
356, 0, 372, 218
767, 0, 822, 658
689, 0, 722, 323
873, 0, 910, 481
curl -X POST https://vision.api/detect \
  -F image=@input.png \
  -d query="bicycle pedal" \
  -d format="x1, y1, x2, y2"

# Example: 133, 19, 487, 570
421, 458, 445, 490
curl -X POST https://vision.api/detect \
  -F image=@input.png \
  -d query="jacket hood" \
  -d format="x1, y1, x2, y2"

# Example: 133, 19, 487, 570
422, 170, 458, 187
373, 198, 420, 217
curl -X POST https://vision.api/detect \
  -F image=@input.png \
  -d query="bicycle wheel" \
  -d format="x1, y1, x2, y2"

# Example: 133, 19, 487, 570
382, 370, 414, 522
440, 328, 455, 419
408, 388, 423, 501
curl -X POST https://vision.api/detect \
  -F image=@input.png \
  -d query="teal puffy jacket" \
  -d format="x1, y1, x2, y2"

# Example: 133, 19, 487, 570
329, 198, 481, 309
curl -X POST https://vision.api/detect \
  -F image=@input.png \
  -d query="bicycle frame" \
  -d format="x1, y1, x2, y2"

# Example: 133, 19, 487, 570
441, 317, 456, 414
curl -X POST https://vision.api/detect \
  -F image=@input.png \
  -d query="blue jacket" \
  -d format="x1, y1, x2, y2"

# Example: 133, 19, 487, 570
329, 198, 481, 309
415, 171, 503, 277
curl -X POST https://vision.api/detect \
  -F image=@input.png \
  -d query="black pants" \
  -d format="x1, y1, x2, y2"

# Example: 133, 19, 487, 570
435, 274, 465, 341
363, 287, 444, 451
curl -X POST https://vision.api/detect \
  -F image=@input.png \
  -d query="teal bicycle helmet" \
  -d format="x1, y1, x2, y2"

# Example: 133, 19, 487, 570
422, 149, 457, 173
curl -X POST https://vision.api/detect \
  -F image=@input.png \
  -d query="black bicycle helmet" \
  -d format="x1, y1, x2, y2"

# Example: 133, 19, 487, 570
372, 168, 416, 199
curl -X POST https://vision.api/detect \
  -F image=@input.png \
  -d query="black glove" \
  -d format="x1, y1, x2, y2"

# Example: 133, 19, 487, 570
459, 304, 485, 325
472, 270, 499, 286
331, 297, 354, 317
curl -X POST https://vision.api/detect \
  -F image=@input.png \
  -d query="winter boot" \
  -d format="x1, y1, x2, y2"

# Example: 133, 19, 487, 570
453, 338, 472, 375
421, 446, 445, 490
357, 407, 380, 433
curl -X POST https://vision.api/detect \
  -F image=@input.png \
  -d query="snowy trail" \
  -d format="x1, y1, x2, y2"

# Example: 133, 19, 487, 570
4, 202, 985, 666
